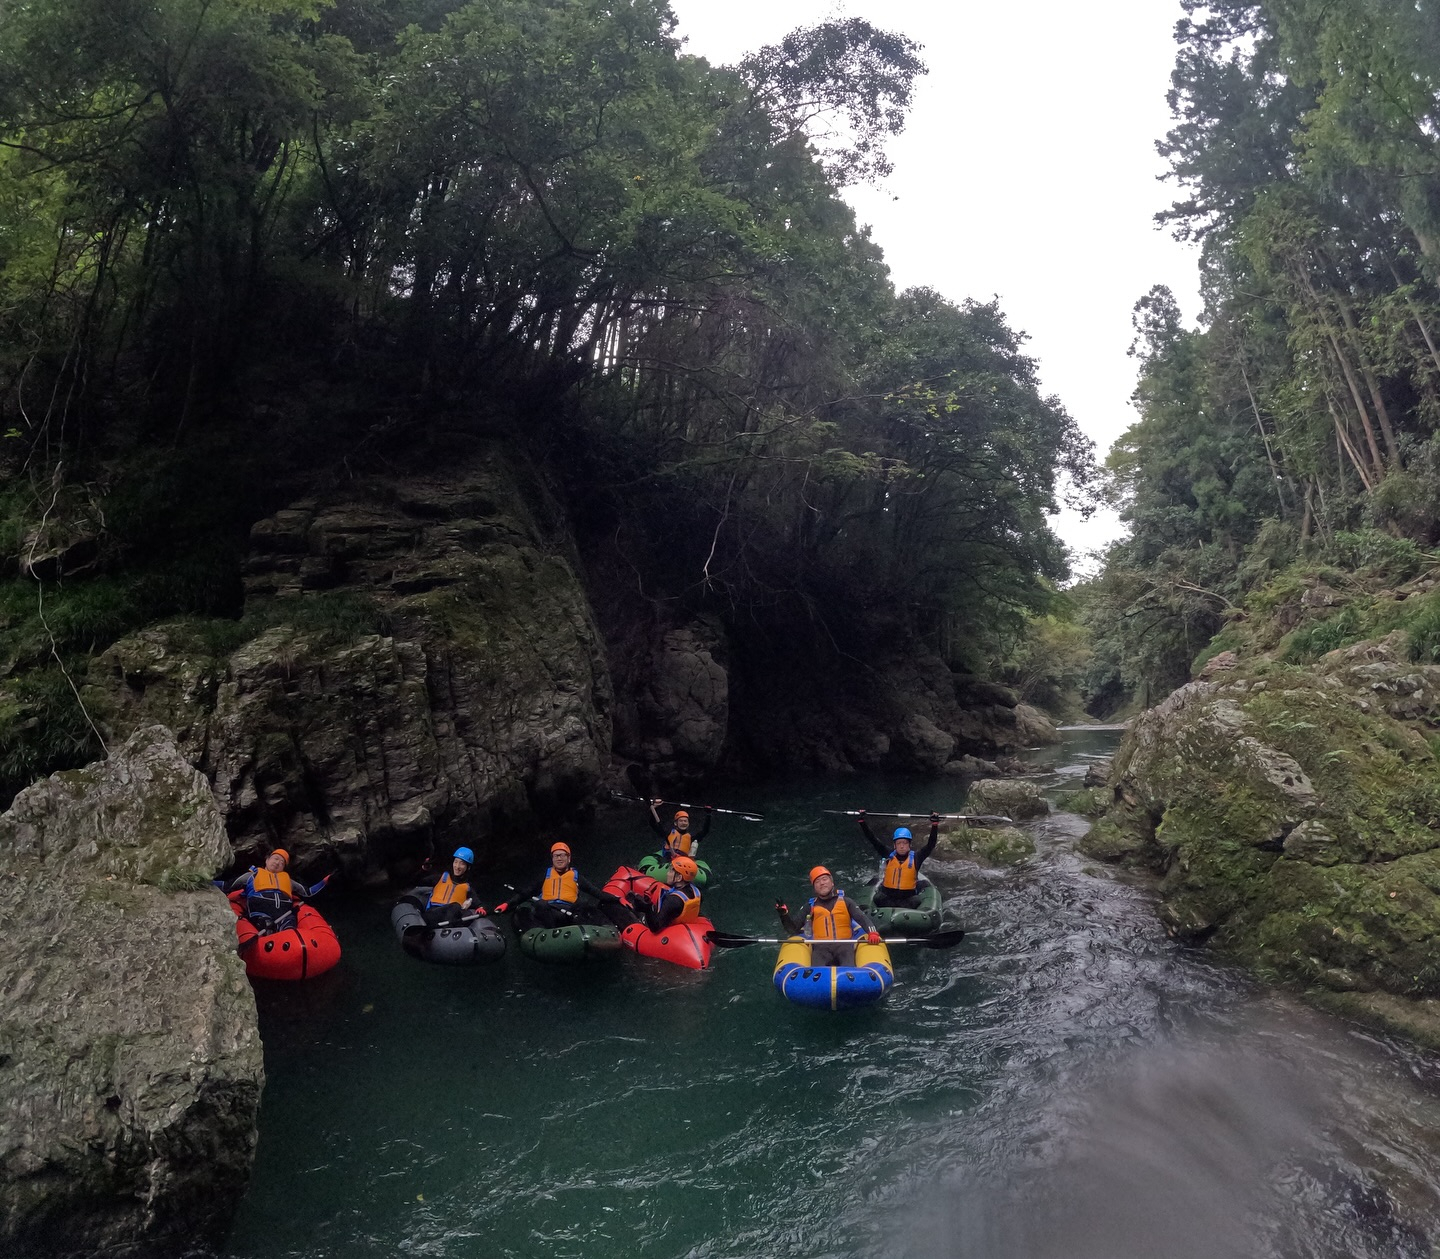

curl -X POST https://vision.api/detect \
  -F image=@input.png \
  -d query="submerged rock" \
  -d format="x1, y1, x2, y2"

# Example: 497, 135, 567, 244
0, 726, 262, 1258
1081, 634, 1440, 1001
937, 823, 1036, 865
968, 778, 1048, 820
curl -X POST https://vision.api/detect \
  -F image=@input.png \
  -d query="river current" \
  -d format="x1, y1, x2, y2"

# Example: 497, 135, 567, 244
224, 729, 1440, 1259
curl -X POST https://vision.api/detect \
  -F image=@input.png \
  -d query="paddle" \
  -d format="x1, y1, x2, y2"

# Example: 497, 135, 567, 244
823, 809, 1013, 825
610, 790, 764, 823
706, 929, 967, 950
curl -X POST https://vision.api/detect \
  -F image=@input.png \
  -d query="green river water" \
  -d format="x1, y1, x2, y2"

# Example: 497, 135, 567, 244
224, 730, 1440, 1259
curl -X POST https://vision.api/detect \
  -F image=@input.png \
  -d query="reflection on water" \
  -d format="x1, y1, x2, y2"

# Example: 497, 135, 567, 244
225, 730, 1440, 1259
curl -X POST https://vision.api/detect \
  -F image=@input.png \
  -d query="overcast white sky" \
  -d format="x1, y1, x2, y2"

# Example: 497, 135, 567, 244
668, 0, 1202, 574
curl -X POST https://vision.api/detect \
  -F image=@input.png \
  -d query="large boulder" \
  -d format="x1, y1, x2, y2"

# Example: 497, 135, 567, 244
967, 777, 1048, 820
0, 726, 262, 1258
1080, 633, 1440, 1003
87, 446, 612, 876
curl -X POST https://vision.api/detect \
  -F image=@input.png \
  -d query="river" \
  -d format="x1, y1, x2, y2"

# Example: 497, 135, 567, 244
224, 728, 1440, 1259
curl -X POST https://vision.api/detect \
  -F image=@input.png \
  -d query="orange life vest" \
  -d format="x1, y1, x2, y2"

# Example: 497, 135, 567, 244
882, 851, 918, 890
661, 883, 702, 924
808, 891, 855, 940
665, 829, 695, 857
541, 867, 579, 903
250, 869, 294, 897
428, 872, 471, 908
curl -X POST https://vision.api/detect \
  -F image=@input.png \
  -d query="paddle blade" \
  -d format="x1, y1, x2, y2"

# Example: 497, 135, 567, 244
705, 931, 767, 948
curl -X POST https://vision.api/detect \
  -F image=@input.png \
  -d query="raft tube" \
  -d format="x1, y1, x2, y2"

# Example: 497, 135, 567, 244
772, 937, 893, 1010
229, 891, 341, 982
603, 866, 716, 970
637, 854, 712, 887
519, 921, 623, 964
391, 897, 506, 965
854, 878, 942, 937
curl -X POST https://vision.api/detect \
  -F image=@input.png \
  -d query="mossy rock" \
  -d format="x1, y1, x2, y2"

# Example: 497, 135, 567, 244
1086, 638, 1440, 1003
967, 778, 1047, 820
938, 824, 1035, 866
1056, 787, 1109, 817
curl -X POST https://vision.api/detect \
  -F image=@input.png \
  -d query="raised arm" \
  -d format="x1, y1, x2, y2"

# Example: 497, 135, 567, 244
647, 798, 667, 839
694, 808, 712, 841
914, 814, 940, 867
857, 812, 887, 857
775, 900, 806, 936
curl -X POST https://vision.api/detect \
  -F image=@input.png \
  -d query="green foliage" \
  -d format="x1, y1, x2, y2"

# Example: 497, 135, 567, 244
0, 669, 98, 799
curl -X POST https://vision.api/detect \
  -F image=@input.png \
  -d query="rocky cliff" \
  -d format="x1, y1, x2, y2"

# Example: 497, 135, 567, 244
88, 445, 612, 881
1082, 635, 1440, 1039
0, 725, 262, 1258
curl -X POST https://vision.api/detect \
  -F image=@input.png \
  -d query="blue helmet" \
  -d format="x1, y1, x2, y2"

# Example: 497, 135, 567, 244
453, 847, 475, 864
893, 827, 912, 841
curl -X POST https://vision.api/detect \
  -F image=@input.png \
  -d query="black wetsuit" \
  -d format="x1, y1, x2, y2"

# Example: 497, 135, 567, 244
639, 882, 702, 932
859, 819, 938, 908
511, 870, 624, 931
778, 893, 876, 966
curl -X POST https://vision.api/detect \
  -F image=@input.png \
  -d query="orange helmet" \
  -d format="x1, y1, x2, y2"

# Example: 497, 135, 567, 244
809, 865, 831, 884
670, 855, 700, 881
550, 841, 572, 856
271, 849, 290, 866
673, 810, 690, 825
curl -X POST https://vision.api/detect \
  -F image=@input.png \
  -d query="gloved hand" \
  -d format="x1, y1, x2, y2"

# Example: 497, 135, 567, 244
930, 811, 939, 824
493, 902, 510, 914
474, 906, 487, 917
866, 931, 882, 944
774, 900, 789, 916
705, 804, 714, 812
857, 807, 866, 819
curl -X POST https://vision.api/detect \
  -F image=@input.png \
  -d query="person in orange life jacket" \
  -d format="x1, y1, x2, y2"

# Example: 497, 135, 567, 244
634, 855, 703, 932
227, 849, 330, 932
417, 847, 486, 927
495, 842, 624, 931
858, 808, 939, 909
776, 866, 881, 967
647, 799, 711, 861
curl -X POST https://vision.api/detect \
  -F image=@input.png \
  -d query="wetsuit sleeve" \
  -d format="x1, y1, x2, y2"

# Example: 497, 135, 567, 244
778, 905, 808, 936
858, 819, 887, 857
915, 824, 939, 868
848, 901, 876, 934
696, 811, 712, 841
651, 892, 686, 931
513, 878, 545, 902
226, 872, 250, 892
647, 811, 667, 839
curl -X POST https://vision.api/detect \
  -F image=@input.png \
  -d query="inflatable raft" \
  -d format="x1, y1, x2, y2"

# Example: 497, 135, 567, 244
391, 896, 506, 965
855, 878, 942, 937
518, 920, 623, 963
772, 937, 893, 1010
637, 854, 712, 887
604, 866, 716, 970
229, 891, 341, 981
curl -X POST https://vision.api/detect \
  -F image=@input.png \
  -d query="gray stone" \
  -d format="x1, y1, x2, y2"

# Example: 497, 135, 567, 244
0, 726, 262, 1258
967, 778, 1048, 820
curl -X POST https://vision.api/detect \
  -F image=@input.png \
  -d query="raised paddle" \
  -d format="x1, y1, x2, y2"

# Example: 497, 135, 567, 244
610, 791, 764, 823
705, 928, 967, 950
823, 809, 1013, 825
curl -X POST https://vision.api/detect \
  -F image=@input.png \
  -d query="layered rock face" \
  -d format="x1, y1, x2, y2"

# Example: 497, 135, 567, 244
89, 447, 612, 875
1082, 634, 1440, 1007
0, 726, 262, 1258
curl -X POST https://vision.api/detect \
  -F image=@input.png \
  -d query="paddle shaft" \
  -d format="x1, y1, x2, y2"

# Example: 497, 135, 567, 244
707, 929, 966, 950
823, 810, 1012, 824
611, 791, 764, 822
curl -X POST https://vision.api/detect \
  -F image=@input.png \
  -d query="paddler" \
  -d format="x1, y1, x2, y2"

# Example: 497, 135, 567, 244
633, 855, 703, 931
417, 846, 485, 928
227, 848, 330, 933
495, 841, 626, 931
776, 866, 882, 967
857, 808, 940, 909
647, 799, 711, 862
